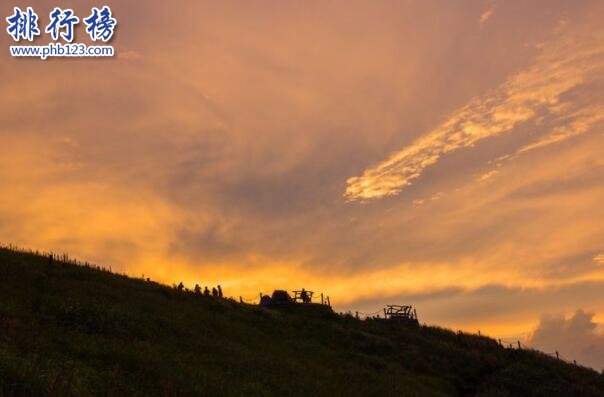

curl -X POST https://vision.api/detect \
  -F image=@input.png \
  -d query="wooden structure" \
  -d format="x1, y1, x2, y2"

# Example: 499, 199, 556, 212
292, 289, 313, 303
383, 305, 419, 326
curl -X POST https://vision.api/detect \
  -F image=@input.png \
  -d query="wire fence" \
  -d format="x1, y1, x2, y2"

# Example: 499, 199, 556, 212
356, 310, 383, 319
484, 333, 581, 366
0, 242, 113, 273
238, 295, 260, 304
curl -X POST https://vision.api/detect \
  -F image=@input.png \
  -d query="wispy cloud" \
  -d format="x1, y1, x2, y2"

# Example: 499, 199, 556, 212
517, 106, 604, 154
477, 169, 499, 182
479, 7, 495, 28
344, 33, 604, 201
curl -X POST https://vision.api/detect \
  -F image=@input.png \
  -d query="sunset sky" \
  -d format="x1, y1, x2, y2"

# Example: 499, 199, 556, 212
2, 1, 604, 368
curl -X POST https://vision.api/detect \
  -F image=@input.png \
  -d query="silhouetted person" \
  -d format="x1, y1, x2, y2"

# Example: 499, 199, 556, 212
217, 285, 223, 298
204, 286, 210, 296
212, 287, 218, 297
194, 284, 202, 295
177, 282, 184, 291
300, 288, 310, 303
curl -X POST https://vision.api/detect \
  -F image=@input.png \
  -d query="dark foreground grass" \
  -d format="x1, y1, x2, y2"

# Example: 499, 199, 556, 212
1, 247, 603, 396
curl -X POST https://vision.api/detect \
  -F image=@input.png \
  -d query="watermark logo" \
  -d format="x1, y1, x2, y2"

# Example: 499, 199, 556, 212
46, 8, 79, 42
84, 6, 117, 42
6, 7, 40, 41
6, 5, 117, 59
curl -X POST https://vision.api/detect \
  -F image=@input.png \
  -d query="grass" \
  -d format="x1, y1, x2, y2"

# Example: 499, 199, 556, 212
1, 246, 603, 396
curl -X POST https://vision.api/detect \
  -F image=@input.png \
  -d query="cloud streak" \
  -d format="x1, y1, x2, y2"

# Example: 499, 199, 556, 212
479, 6, 495, 28
345, 31, 604, 201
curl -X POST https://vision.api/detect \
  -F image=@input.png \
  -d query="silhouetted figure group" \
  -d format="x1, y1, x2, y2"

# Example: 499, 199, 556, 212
178, 282, 223, 298
213, 285, 223, 298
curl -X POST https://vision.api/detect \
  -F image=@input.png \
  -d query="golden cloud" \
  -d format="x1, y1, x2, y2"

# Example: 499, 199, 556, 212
345, 31, 604, 201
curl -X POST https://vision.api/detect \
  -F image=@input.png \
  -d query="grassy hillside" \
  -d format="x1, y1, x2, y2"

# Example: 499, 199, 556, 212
1, 247, 603, 396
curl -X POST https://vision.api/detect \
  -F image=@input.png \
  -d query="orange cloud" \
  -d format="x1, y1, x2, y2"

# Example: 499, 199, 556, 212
527, 310, 604, 370
345, 29, 604, 201
479, 7, 495, 28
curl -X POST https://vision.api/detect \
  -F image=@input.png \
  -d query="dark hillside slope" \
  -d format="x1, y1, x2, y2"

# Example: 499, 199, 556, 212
1, 247, 603, 396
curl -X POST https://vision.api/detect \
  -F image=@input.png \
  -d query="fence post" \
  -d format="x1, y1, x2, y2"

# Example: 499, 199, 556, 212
517, 341, 521, 349
555, 351, 559, 360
